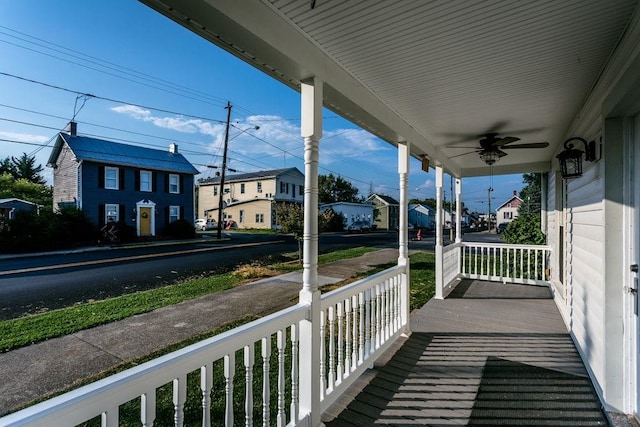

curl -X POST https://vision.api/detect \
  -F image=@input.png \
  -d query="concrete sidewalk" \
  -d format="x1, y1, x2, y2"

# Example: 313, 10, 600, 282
0, 248, 400, 416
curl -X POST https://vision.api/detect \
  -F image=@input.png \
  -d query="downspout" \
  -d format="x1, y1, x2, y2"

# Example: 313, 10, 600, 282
455, 178, 462, 243
77, 160, 83, 210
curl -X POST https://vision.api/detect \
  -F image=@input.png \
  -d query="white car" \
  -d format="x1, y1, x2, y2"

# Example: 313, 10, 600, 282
195, 218, 217, 231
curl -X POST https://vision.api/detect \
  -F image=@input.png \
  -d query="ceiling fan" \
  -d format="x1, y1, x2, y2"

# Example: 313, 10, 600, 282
449, 132, 550, 165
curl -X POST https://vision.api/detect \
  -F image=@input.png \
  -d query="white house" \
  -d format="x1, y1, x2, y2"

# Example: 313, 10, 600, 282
320, 202, 373, 229
495, 191, 522, 227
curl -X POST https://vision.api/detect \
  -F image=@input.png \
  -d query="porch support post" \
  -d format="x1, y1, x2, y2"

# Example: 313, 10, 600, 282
298, 77, 323, 426
397, 140, 410, 331
455, 178, 462, 243
435, 166, 444, 299
540, 173, 548, 235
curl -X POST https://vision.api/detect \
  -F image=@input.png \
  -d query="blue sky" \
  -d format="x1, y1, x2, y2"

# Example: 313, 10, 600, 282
0, 0, 525, 213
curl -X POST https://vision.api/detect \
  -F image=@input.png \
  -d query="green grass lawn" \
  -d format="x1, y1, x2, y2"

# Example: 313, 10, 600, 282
0, 246, 383, 352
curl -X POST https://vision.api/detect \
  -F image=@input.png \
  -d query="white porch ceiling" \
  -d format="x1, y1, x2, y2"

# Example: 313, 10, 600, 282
139, 0, 639, 177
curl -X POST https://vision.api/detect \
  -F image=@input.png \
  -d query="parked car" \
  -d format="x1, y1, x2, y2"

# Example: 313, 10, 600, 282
497, 222, 509, 234
347, 221, 371, 233
195, 218, 217, 231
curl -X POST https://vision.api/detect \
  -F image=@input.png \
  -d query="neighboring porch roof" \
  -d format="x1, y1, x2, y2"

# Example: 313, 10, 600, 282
139, 0, 639, 178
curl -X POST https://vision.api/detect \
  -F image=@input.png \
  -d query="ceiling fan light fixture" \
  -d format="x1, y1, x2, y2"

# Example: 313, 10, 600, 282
480, 150, 500, 165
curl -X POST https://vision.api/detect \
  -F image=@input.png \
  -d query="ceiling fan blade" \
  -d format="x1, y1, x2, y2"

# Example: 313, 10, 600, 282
449, 150, 480, 159
495, 136, 520, 146
501, 142, 550, 149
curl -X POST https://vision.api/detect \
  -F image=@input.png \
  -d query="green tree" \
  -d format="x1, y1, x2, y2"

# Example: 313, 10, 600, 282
0, 173, 53, 208
276, 202, 304, 260
3, 153, 46, 184
318, 173, 362, 204
518, 173, 542, 215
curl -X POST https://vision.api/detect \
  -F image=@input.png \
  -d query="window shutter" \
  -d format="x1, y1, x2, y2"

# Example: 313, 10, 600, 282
119, 204, 126, 223
98, 166, 105, 189
164, 174, 169, 193
180, 205, 184, 220
135, 171, 140, 191
165, 206, 170, 225
180, 175, 184, 194
119, 168, 125, 191
152, 172, 158, 192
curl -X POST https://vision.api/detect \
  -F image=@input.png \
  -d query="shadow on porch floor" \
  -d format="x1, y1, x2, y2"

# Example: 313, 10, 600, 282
323, 279, 609, 426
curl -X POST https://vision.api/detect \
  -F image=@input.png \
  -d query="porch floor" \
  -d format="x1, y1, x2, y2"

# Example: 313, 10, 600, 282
322, 279, 609, 426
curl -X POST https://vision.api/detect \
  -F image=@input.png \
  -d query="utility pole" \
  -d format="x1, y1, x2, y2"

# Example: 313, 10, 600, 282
216, 102, 232, 240
487, 187, 493, 231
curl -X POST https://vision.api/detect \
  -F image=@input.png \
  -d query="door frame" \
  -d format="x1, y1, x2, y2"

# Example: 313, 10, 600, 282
136, 199, 156, 237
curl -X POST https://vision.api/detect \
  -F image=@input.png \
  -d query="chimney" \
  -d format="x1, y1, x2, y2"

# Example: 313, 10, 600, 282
513, 190, 517, 196
66, 121, 77, 136
169, 143, 178, 154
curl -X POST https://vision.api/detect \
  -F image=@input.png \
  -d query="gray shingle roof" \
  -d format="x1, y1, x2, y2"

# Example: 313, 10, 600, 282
48, 134, 199, 174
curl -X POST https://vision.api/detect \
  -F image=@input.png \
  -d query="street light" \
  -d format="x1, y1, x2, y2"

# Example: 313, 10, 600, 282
214, 103, 260, 239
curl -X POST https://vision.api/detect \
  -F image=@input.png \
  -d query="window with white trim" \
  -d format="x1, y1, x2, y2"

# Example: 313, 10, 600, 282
169, 174, 180, 194
105, 167, 119, 190
105, 203, 119, 222
280, 181, 286, 193
240, 183, 245, 194
140, 170, 152, 192
256, 213, 264, 223
169, 205, 180, 223
213, 186, 218, 196
239, 210, 245, 223
257, 182, 262, 193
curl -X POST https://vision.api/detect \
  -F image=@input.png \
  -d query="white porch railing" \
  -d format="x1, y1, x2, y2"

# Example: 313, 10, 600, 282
0, 265, 408, 427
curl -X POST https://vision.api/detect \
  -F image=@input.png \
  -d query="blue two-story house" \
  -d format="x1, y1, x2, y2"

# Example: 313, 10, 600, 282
47, 123, 199, 237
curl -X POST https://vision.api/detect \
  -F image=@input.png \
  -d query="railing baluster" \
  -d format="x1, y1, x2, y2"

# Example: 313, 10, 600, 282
328, 306, 336, 391
358, 292, 365, 364
261, 337, 271, 427
201, 364, 212, 427
277, 330, 286, 427
375, 284, 381, 350
320, 310, 326, 396
173, 374, 186, 427
365, 288, 371, 360
244, 345, 254, 427
385, 280, 391, 342
336, 303, 344, 384
344, 298, 351, 375
520, 248, 524, 279
141, 390, 156, 427
101, 407, 118, 427
290, 324, 299, 423
351, 294, 358, 370
224, 352, 235, 427
527, 248, 531, 279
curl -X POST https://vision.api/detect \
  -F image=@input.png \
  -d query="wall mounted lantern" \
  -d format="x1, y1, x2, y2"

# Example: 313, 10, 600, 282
556, 137, 597, 179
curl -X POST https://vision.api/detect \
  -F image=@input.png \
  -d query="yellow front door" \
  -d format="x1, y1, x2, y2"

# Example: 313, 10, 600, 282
139, 207, 152, 236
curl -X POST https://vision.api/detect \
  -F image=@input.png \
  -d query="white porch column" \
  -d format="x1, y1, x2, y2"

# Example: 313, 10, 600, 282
298, 77, 323, 426
541, 173, 548, 234
397, 140, 410, 331
455, 178, 462, 243
435, 166, 444, 299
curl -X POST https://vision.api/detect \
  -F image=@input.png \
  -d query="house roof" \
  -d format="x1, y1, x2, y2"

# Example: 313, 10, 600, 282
199, 167, 303, 185
47, 133, 199, 175
140, 0, 638, 178
0, 198, 37, 207
496, 195, 523, 212
368, 194, 399, 206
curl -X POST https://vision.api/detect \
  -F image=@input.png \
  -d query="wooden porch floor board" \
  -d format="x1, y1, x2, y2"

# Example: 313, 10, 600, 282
323, 279, 609, 426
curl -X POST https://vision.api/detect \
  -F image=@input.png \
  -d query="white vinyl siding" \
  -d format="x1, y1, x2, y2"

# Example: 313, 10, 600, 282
105, 167, 119, 190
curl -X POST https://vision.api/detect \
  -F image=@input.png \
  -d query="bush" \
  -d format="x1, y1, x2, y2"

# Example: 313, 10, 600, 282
0, 207, 97, 252
502, 213, 546, 245
163, 219, 196, 239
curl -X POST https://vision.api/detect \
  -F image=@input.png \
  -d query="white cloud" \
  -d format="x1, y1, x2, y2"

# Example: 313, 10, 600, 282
0, 131, 49, 143
111, 104, 226, 136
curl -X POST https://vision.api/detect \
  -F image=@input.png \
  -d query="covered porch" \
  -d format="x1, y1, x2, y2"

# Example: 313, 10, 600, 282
323, 278, 608, 426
